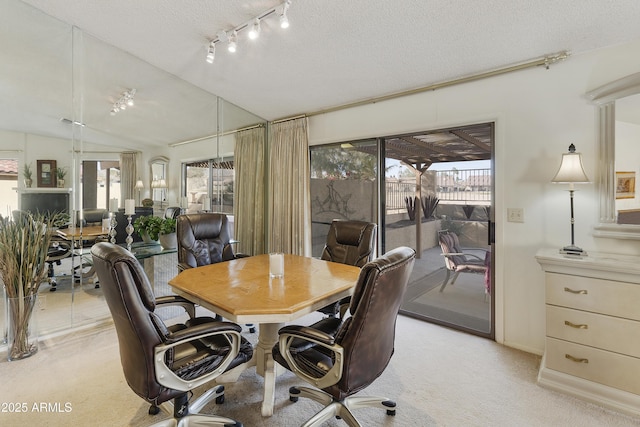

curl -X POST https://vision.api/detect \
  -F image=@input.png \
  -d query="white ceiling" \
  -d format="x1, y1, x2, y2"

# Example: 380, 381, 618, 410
5, 0, 640, 147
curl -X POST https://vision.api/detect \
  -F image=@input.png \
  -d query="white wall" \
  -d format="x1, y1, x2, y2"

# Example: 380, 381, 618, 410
308, 38, 640, 354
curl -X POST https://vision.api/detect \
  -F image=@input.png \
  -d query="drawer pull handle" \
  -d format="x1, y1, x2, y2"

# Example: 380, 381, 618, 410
563, 287, 588, 295
564, 321, 588, 329
565, 354, 589, 364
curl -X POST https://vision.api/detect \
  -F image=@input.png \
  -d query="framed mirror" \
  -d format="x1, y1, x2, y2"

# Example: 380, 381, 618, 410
150, 155, 169, 208
588, 72, 640, 239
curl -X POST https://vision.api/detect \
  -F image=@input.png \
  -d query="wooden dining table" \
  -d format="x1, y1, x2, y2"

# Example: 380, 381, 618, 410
168, 253, 361, 417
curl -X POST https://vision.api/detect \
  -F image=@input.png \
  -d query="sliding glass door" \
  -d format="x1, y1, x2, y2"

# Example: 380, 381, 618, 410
309, 123, 495, 338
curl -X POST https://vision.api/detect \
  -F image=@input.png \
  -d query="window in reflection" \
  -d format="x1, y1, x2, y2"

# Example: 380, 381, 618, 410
81, 160, 120, 210
183, 158, 235, 215
0, 158, 19, 217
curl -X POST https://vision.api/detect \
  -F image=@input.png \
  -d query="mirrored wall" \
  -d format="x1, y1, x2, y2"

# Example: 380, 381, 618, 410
1, 0, 265, 337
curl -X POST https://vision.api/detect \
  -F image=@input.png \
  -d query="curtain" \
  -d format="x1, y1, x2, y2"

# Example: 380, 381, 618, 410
234, 127, 266, 256
268, 117, 311, 256
119, 152, 137, 203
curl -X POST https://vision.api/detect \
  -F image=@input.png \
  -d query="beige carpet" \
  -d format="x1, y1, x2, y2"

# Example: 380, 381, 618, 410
1, 314, 639, 427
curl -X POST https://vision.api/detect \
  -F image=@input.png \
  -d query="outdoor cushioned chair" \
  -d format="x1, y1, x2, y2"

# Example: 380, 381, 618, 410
273, 246, 415, 427
438, 229, 490, 296
177, 212, 255, 332
317, 219, 377, 317
91, 242, 253, 427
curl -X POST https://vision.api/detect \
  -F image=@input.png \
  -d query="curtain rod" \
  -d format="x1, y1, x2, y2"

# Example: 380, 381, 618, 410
169, 123, 266, 147
272, 51, 570, 121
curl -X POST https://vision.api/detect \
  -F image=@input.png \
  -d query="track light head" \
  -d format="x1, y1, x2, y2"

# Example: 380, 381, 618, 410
248, 18, 261, 40
206, 41, 216, 63
228, 30, 237, 53
280, 0, 291, 28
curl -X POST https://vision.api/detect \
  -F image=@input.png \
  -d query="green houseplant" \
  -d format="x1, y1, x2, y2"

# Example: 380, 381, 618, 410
0, 212, 62, 360
133, 216, 176, 248
22, 163, 33, 188
55, 167, 67, 187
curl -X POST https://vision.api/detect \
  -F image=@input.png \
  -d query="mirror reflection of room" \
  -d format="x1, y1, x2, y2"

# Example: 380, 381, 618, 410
615, 92, 640, 224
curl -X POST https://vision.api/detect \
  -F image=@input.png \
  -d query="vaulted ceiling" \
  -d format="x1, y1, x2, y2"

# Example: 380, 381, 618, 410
4, 0, 640, 149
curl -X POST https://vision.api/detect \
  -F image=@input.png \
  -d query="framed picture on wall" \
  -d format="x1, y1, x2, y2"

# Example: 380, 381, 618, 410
37, 160, 56, 188
616, 171, 636, 199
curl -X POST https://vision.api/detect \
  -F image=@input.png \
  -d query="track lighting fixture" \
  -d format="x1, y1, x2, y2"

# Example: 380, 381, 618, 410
228, 30, 237, 53
110, 89, 136, 116
204, 0, 292, 64
248, 18, 261, 40
280, 0, 291, 29
206, 41, 215, 63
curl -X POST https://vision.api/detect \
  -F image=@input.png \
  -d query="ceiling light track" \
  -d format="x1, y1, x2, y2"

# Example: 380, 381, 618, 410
205, 0, 291, 63
110, 88, 136, 116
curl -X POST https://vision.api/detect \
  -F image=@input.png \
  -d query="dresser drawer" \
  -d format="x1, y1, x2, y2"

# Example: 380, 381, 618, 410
545, 337, 640, 395
545, 272, 640, 321
546, 305, 640, 358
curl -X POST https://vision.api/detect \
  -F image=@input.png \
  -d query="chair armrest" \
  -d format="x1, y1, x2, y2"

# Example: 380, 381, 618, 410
155, 321, 242, 392
278, 324, 336, 346
165, 320, 241, 345
278, 325, 344, 389
441, 252, 485, 262
155, 295, 196, 318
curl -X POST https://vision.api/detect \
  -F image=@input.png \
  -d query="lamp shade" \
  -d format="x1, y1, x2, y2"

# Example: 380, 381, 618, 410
551, 144, 590, 183
135, 179, 144, 189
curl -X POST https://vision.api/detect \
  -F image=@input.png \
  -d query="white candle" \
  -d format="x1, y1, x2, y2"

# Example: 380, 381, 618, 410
181, 196, 189, 209
125, 199, 135, 215
109, 198, 118, 212
203, 197, 211, 211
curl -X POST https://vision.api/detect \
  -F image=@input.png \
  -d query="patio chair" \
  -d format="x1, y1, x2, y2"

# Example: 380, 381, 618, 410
438, 230, 490, 296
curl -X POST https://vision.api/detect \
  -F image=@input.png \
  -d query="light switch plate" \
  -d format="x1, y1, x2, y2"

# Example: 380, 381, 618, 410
507, 208, 524, 223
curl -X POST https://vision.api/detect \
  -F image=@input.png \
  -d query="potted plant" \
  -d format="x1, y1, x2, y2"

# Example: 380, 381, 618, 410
0, 212, 63, 360
22, 163, 33, 188
133, 216, 176, 248
55, 167, 67, 188
158, 217, 177, 249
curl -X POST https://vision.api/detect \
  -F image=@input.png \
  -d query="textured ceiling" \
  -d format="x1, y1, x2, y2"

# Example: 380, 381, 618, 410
17, 0, 640, 122
3, 0, 640, 149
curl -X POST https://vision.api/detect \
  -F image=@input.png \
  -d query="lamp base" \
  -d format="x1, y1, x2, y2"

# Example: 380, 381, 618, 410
559, 245, 587, 257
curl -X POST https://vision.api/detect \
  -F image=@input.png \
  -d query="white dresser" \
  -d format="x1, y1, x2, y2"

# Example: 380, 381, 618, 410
536, 249, 640, 417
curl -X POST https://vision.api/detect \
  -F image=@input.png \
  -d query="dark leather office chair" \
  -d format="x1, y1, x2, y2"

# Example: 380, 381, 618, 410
164, 206, 181, 220
317, 219, 377, 317
176, 213, 244, 272
91, 242, 253, 427
273, 246, 415, 427
177, 213, 255, 332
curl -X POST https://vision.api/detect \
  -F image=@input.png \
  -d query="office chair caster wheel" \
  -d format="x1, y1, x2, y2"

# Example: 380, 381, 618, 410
383, 400, 396, 415
289, 386, 300, 402
148, 404, 160, 415
215, 395, 224, 404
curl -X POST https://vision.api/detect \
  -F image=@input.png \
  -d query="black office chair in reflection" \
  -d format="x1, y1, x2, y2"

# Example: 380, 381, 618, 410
273, 246, 416, 426
91, 242, 253, 427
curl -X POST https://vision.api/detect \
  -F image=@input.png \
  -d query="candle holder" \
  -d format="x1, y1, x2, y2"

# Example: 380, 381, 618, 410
125, 215, 134, 251
109, 214, 118, 244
